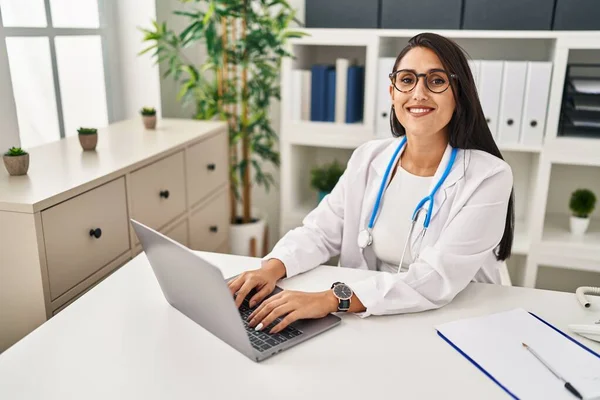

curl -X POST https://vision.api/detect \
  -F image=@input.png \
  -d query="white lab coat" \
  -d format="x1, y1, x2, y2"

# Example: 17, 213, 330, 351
262, 137, 513, 317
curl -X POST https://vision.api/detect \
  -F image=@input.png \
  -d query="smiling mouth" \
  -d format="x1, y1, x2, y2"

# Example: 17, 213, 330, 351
407, 107, 435, 116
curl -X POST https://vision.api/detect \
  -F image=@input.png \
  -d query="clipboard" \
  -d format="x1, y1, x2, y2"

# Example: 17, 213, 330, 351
435, 309, 600, 400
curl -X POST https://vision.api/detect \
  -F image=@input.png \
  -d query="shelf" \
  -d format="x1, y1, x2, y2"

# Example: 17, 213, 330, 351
545, 137, 600, 166
284, 121, 371, 149
536, 213, 600, 270
497, 143, 543, 153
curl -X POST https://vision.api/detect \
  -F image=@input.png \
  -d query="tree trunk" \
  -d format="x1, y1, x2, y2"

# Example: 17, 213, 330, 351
222, 17, 237, 225
241, 1, 251, 224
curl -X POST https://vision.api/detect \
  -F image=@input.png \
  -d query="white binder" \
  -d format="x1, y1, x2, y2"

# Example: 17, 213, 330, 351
478, 61, 504, 139
497, 61, 528, 144
335, 58, 349, 123
376, 57, 396, 138
520, 62, 553, 146
468, 60, 481, 93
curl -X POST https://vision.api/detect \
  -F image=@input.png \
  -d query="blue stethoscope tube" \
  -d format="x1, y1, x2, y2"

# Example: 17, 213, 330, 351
358, 136, 458, 271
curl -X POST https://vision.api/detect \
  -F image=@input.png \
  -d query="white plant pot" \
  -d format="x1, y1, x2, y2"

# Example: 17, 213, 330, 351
229, 212, 266, 257
570, 216, 590, 236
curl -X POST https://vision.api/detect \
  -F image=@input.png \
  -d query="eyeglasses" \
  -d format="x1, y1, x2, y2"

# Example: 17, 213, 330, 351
389, 69, 456, 94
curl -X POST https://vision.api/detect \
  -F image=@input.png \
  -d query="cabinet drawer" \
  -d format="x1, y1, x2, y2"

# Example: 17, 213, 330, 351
381, 0, 461, 29
129, 151, 186, 236
42, 178, 130, 301
462, 0, 553, 30
165, 219, 189, 248
186, 132, 228, 207
189, 190, 229, 252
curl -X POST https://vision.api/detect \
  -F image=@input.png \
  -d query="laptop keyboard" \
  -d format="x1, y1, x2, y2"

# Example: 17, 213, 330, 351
239, 298, 303, 352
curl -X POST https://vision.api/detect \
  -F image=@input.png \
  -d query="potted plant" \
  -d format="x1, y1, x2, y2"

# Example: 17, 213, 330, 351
141, 1, 306, 257
569, 188, 596, 235
77, 127, 98, 151
310, 160, 345, 204
140, 107, 157, 129
3, 147, 29, 176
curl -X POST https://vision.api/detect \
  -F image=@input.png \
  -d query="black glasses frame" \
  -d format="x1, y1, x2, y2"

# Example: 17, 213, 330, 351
389, 69, 457, 94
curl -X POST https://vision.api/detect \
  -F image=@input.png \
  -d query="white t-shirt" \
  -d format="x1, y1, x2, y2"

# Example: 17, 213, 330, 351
371, 162, 434, 273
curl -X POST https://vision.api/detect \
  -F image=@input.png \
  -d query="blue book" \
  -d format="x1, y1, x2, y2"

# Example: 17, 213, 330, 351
310, 65, 334, 122
345, 65, 365, 123
325, 68, 336, 122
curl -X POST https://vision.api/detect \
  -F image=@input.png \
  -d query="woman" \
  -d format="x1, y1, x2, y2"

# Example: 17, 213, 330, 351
228, 32, 515, 334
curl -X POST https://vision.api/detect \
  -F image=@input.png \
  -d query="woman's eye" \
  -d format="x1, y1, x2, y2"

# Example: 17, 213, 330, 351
401, 77, 414, 84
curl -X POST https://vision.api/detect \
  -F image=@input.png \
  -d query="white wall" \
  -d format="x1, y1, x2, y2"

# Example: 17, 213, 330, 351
0, 32, 20, 151
111, 0, 162, 121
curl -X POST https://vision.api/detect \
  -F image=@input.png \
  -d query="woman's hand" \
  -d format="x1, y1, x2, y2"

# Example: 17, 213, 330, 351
247, 290, 338, 334
227, 259, 286, 308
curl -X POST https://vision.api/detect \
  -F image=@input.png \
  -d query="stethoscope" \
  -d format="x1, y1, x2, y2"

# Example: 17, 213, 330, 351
357, 136, 458, 273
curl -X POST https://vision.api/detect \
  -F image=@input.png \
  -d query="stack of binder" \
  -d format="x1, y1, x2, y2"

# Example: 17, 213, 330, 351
290, 59, 365, 124
375, 58, 553, 146
559, 64, 600, 139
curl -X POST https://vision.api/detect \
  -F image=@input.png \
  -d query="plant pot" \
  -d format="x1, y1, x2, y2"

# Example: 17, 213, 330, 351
230, 213, 267, 257
143, 115, 157, 129
78, 133, 98, 151
570, 216, 590, 235
3, 154, 29, 176
318, 190, 329, 204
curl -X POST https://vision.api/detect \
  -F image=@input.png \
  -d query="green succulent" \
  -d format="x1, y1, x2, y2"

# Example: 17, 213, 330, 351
140, 107, 156, 116
77, 127, 98, 135
310, 160, 345, 193
4, 147, 28, 156
569, 189, 596, 218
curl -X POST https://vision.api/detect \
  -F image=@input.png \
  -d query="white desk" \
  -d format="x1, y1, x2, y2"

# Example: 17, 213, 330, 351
0, 252, 598, 399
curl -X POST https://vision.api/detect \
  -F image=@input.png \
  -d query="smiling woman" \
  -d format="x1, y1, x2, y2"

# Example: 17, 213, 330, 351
228, 32, 515, 334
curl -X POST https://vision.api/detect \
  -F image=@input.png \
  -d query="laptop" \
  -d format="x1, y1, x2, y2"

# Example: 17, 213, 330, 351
130, 219, 341, 362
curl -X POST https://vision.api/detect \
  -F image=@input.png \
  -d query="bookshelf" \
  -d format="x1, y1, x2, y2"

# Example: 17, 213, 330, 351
279, 28, 600, 290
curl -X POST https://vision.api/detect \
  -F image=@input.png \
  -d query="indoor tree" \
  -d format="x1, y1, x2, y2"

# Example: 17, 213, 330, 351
140, 0, 305, 227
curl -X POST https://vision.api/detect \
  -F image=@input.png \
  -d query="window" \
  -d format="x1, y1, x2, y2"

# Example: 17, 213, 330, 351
0, 0, 110, 149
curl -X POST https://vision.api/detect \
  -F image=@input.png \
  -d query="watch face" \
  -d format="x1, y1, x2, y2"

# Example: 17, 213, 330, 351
334, 284, 352, 300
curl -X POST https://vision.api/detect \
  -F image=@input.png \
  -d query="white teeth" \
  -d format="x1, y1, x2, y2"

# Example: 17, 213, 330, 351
409, 108, 432, 114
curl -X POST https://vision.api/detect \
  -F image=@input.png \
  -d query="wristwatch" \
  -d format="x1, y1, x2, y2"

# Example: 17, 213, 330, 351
331, 282, 353, 312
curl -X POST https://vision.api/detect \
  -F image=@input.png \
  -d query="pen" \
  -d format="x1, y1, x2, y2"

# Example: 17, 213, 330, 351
522, 342, 583, 399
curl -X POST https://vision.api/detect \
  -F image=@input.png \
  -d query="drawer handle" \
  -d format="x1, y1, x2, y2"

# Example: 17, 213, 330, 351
209, 225, 218, 233
89, 228, 102, 239
507, 118, 514, 126
159, 190, 170, 199
207, 163, 216, 171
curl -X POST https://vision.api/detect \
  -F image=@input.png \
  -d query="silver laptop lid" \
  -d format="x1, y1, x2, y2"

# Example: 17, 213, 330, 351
130, 219, 257, 361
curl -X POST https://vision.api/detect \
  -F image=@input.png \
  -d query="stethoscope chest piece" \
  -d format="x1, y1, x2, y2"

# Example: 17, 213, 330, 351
357, 229, 372, 249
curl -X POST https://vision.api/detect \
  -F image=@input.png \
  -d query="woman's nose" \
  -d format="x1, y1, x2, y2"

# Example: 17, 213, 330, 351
412, 77, 429, 101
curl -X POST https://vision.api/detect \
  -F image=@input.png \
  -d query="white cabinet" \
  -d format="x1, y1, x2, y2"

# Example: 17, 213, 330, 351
0, 118, 229, 352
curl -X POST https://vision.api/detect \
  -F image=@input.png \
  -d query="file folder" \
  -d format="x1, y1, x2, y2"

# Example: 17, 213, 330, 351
468, 59, 481, 94
436, 308, 600, 400
498, 61, 528, 145
376, 57, 396, 138
520, 62, 553, 146
478, 61, 504, 139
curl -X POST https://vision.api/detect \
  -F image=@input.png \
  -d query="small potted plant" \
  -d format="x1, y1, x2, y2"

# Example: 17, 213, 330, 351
569, 188, 596, 235
310, 160, 345, 204
140, 107, 157, 129
3, 147, 29, 176
77, 127, 98, 151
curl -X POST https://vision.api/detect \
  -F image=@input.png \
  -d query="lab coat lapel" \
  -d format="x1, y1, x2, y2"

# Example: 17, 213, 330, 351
410, 145, 466, 249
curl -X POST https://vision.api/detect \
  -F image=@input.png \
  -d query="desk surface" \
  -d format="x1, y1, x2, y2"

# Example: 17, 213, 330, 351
0, 252, 598, 399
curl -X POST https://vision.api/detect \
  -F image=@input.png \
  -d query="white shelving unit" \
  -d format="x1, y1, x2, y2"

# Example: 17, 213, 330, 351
278, 28, 600, 289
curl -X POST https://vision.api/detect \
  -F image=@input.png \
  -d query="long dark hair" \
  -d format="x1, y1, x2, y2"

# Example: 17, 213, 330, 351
389, 32, 514, 261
